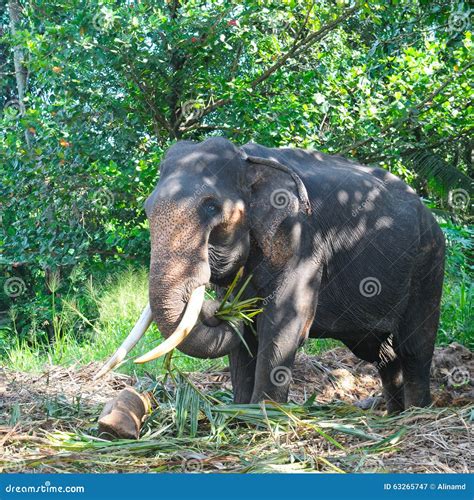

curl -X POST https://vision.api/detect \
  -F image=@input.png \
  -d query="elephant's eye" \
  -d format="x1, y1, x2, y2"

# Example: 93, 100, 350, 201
202, 198, 221, 217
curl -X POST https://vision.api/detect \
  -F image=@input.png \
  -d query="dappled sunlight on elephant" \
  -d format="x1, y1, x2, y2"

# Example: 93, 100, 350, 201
98, 138, 445, 413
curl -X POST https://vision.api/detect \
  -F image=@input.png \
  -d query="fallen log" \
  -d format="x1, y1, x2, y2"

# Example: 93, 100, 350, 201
98, 387, 150, 440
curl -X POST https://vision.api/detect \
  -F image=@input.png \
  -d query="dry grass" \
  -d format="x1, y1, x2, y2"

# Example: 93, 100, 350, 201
0, 344, 472, 473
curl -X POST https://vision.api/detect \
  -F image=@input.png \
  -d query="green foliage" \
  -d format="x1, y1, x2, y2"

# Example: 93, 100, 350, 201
3, 266, 226, 373
213, 268, 263, 352
438, 221, 473, 348
0, 0, 472, 350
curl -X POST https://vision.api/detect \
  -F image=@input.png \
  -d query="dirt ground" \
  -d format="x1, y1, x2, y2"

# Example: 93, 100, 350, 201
189, 343, 474, 408
0, 343, 472, 473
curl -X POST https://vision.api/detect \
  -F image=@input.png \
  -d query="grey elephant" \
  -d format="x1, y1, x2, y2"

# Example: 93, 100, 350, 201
98, 137, 445, 413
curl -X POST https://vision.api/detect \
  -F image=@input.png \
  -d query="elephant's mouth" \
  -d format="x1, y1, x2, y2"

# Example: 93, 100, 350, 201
95, 285, 208, 378
199, 299, 222, 327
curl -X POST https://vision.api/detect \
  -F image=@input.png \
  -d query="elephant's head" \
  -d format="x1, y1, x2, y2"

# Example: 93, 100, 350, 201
96, 138, 311, 377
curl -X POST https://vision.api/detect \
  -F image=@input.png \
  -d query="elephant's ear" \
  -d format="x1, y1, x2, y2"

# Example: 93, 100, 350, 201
240, 149, 312, 216
239, 148, 311, 265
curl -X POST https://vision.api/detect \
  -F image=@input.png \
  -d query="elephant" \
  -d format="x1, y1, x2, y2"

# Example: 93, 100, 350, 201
98, 137, 445, 413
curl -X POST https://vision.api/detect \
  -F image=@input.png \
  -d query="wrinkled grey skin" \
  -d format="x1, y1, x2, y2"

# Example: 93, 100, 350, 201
145, 137, 445, 412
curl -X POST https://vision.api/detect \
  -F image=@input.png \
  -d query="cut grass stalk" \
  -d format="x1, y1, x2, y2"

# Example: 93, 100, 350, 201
210, 268, 263, 355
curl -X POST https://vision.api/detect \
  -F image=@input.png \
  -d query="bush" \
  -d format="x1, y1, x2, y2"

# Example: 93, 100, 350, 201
438, 221, 473, 348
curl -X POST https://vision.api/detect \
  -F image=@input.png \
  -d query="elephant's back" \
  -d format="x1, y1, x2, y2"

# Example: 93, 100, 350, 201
242, 143, 418, 204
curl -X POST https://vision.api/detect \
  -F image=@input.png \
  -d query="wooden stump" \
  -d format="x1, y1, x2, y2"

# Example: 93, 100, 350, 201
98, 387, 151, 440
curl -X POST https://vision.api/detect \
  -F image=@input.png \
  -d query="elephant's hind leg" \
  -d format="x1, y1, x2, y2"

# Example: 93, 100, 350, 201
376, 336, 404, 413
343, 336, 403, 413
396, 242, 444, 409
378, 357, 404, 414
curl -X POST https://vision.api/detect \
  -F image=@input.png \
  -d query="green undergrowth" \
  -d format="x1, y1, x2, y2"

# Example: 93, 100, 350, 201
437, 222, 473, 348
1, 222, 472, 374
3, 268, 224, 376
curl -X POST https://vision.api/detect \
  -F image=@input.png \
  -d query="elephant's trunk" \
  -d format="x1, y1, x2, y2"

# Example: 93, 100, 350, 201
95, 199, 244, 378
142, 257, 242, 360
95, 263, 242, 378
139, 197, 243, 360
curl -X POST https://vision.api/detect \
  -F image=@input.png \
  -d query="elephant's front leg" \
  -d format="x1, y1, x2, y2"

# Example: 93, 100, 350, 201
250, 268, 320, 403
229, 324, 258, 403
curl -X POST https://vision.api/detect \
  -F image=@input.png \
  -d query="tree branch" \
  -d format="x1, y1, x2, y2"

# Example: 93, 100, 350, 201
338, 61, 474, 156
8, 0, 32, 148
173, 7, 232, 131
184, 124, 244, 134
180, 5, 360, 131
362, 128, 474, 164
124, 65, 175, 138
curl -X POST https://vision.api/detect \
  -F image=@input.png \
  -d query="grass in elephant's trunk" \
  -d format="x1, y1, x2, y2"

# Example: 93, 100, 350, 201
207, 268, 263, 355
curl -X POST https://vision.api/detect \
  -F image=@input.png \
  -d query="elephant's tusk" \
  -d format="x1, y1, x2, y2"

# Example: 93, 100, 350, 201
93, 303, 153, 379
134, 286, 205, 364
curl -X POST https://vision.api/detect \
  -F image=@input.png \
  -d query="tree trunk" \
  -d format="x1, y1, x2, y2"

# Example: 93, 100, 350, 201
8, 0, 57, 340
8, 0, 31, 147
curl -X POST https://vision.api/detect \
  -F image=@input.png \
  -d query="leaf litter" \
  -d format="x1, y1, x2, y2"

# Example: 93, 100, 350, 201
0, 344, 472, 473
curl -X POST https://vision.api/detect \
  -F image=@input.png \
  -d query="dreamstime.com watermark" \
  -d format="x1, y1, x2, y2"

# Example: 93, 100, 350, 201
359, 277, 382, 298
270, 188, 292, 210
180, 99, 204, 124
181, 457, 204, 472
5, 480, 85, 494
3, 277, 26, 298
270, 365, 292, 387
